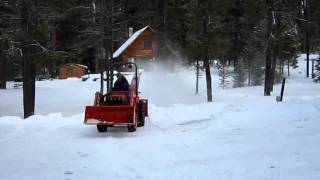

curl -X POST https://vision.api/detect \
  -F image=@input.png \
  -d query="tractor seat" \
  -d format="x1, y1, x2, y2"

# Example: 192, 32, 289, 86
105, 93, 129, 105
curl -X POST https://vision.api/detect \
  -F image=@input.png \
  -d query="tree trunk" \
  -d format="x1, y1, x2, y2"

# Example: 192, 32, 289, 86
305, 0, 310, 78
49, 28, 57, 79
196, 59, 199, 94
23, 51, 35, 119
21, 0, 36, 119
248, 62, 252, 86
232, 0, 242, 66
202, 12, 213, 102
281, 60, 284, 75
287, 59, 290, 76
270, 5, 282, 92
204, 47, 212, 102
264, 0, 273, 96
0, 56, 7, 89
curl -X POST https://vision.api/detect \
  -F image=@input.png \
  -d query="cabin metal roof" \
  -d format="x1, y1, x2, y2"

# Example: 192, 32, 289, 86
113, 26, 153, 58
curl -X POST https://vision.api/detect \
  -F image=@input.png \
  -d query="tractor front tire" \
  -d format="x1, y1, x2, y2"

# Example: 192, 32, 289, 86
97, 125, 107, 132
128, 125, 136, 132
137, 100, 145, 127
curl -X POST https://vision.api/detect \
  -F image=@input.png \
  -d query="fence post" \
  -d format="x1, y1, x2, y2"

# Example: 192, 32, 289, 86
276, 77, 286, 102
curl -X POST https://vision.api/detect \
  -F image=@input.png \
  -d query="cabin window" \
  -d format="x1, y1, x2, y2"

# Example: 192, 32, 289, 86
143, 41, 152, 48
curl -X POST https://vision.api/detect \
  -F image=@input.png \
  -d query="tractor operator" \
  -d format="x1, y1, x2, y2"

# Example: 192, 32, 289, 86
113, 72, 130, 91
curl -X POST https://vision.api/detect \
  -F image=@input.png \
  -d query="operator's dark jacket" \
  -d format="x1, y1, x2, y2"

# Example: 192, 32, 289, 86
113, 76, 130, 91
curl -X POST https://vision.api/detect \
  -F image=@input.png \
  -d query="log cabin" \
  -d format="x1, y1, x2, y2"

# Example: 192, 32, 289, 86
113, 26, 157, 69
58, 63, 87, 79
113, 25, 178, 71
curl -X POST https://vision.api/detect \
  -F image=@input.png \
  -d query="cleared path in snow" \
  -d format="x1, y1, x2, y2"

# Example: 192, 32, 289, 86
0, 97, 319, 180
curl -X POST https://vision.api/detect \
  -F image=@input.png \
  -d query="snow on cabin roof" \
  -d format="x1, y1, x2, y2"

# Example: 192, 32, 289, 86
113, 26, 153, 58
74, 64, 88, 69
62, 63, 88, 69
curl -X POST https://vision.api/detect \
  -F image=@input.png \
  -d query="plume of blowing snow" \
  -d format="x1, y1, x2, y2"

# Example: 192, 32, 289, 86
139, 61, 207, 107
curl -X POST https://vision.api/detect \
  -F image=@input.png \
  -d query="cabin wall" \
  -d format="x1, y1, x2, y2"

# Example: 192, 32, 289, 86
121, 30, 156, 61
59, 65, 86, 79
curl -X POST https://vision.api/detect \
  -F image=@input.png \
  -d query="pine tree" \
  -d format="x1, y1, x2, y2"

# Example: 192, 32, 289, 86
251, 62, 264, 86
233, 59, 245, 87
185, 0, 217, 102
218, 61, 230, 89
314, 59, 320, 82
0, 0, 19, 88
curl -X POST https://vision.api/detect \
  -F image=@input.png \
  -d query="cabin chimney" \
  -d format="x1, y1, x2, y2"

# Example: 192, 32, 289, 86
128, 27, 133, 37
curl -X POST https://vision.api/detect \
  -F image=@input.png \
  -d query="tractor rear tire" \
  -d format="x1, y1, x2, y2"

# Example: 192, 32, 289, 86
97, 125, 107, 132
128, 125, 136, 132
137, 100, 145, 127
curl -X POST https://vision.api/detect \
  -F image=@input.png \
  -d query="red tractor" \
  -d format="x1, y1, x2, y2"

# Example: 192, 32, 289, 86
84, 63, 148, 132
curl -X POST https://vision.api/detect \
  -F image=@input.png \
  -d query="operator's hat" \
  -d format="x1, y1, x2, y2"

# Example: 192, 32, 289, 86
116, 72, 122, 78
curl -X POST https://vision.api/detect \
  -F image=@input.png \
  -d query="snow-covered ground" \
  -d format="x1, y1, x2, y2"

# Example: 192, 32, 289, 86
0, 58, 320, 180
